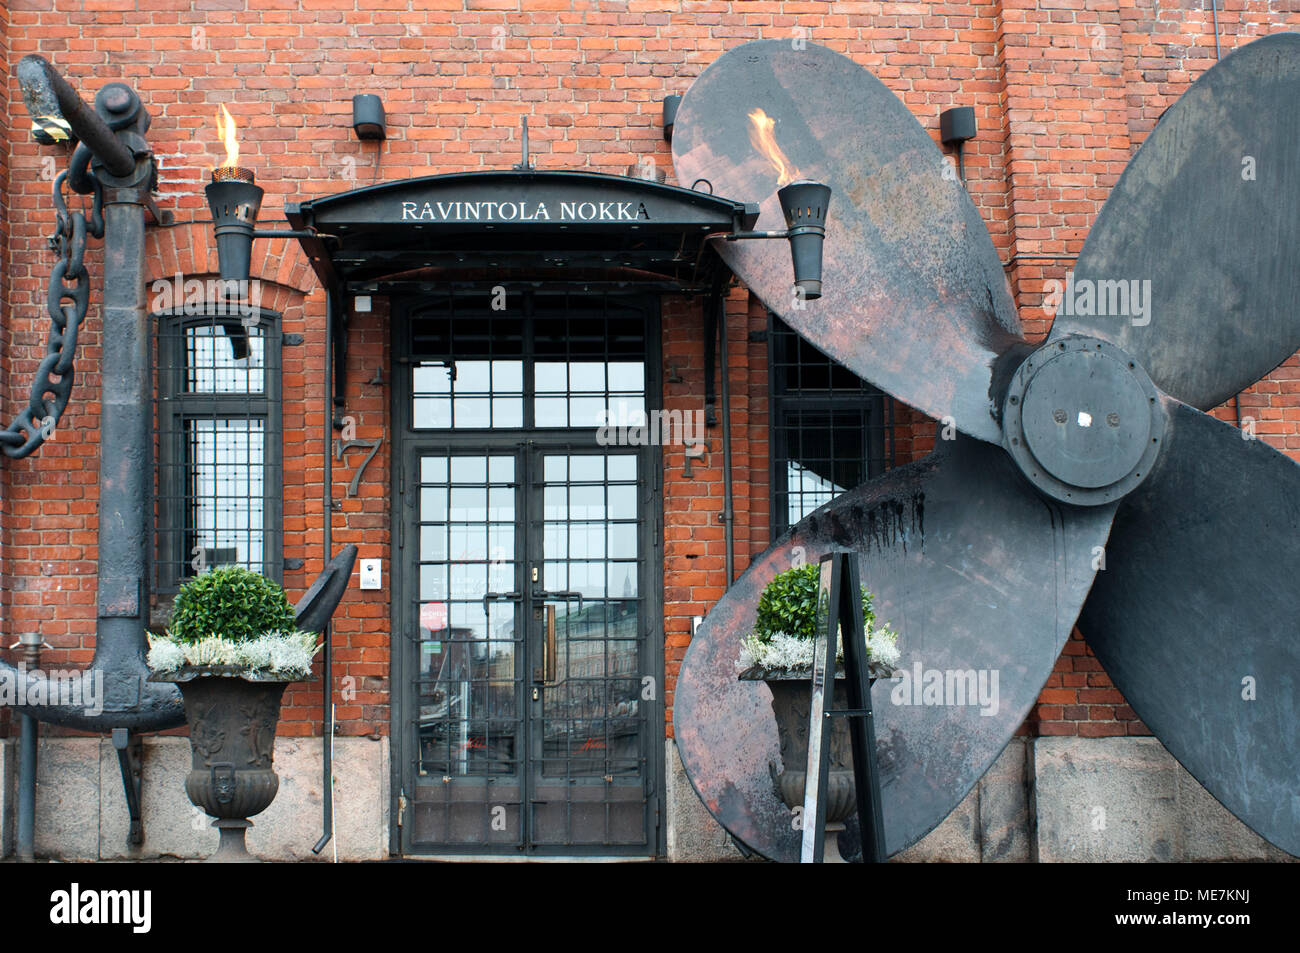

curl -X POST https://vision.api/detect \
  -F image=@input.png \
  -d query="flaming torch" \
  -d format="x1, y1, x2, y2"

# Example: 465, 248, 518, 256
741, 108, 832, 300
205, 105, 264, 286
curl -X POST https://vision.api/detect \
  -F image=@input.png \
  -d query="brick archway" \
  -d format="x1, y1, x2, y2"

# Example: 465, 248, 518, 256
141, 220, 327, 614
144, 222, 316, 304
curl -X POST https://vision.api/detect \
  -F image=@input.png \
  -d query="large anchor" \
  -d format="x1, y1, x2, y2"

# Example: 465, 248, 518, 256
0, 57, 354, 856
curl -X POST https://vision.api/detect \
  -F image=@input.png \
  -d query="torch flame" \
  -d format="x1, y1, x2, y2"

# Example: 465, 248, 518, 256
215, 104, 239, 170
747, 108, 801, 187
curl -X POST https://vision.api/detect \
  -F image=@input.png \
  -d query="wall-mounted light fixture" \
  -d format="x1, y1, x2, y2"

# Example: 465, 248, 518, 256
662, 94, 682, 142
723, 180, 831, 300
939, 105, 976, 185
776, 179, 831, 299
203, 105, 324, 286
206, 165, 263, 287
722, 108, 833, 299
352, 94, 386, 141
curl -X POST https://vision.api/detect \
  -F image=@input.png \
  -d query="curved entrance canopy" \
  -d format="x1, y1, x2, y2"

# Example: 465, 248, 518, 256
286, 170, 759, 293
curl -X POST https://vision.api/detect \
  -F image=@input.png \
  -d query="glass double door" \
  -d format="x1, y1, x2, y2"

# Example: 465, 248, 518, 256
402, 441, 651, 853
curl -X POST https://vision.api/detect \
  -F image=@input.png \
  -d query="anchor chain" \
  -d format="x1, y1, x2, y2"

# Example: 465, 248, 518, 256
0, 167, 102, 458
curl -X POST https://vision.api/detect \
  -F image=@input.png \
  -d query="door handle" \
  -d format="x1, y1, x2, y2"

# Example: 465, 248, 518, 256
482, 591, 521, 614
544, 604, 557, 685
531, 589, 584, 608
531, 592, 580, 686
533, 604, 558, 687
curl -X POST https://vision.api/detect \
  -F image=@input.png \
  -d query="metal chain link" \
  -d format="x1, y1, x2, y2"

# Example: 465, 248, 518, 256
0, 168, 103, 458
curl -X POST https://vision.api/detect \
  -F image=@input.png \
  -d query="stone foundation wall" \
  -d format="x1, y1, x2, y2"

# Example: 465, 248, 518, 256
0, 736, 387, 862
2, 735, 1291, 862
663, 737, 1296, 864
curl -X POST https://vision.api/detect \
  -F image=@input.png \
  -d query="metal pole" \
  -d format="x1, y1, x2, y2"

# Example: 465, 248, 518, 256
94, 181, 154, 716
312, 288, 336, 856
716, 288, 735, 587
15, 631, 42, 862
16, 714, 37, 862
839, 554, 887, 863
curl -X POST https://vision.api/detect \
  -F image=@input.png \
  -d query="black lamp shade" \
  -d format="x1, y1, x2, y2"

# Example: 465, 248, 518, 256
662, 94, 682, 142
777, 179, 831, 300
205, 177, 264, 286
939, 106, 977, 145
352, 94, 386, 141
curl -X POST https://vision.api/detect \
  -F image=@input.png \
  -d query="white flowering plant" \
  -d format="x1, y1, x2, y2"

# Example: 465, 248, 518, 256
147, 630, 322, 680
737, 563, 901, 673
146, 566, 321, 680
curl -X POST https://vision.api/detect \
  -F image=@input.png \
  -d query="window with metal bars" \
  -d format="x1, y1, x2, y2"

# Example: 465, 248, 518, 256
769, 313, 893, 535
408, 291, 649, 431
155, 308, 283, 593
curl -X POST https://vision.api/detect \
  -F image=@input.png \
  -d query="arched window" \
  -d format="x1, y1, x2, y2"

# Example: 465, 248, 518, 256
155, 306, 283, 593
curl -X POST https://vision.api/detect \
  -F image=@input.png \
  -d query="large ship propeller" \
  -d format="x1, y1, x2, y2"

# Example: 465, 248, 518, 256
671, 34, 1300, 860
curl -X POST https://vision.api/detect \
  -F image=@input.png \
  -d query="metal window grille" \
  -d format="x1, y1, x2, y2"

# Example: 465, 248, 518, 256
408, 291, 649, 432
155, 308, 283, 593
769, 313, 894, 535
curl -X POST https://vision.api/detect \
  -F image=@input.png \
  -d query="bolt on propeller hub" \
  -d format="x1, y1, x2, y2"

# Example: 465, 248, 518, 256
1002, 336, 1167, 506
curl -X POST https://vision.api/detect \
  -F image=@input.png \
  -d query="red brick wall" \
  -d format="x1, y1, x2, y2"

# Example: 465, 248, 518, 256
662, 290, 770, 735
4, 2, 1300, 746
0, 1, 9, 739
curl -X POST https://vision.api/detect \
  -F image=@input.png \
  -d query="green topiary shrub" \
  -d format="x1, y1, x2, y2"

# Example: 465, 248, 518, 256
751, 563, 875, 642
168, 566, 297, 645
741, 562, 900, 671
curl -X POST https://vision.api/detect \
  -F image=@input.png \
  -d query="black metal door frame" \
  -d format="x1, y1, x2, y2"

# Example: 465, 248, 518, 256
389, 289, 665, 857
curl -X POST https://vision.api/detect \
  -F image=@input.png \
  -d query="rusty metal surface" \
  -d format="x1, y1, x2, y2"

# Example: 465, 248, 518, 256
672, 33, 1300, 861
1049, 33, 1300, 410
673, 436, 1116, 860
16, 55, 135, 177
0, 63, 186, 733
1079, 399, 1300, 856
671, 40, 1023, 445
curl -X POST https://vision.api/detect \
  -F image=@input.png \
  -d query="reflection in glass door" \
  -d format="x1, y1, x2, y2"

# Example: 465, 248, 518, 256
407, 446, 650, 852
531, 450, 645, 847
411, 452, 524, 848
397, 286, 659, 855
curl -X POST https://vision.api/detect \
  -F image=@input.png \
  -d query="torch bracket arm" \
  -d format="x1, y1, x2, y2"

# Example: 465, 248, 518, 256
723, 229, 791, 241
252, 228, 334, 240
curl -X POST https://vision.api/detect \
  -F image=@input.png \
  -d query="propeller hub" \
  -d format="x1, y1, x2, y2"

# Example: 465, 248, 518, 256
1002, 336, 1167, 505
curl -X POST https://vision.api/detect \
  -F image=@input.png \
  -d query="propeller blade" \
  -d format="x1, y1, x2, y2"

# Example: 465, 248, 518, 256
295, 544, 359, 634
1079, 399, 1300, 855
671, 40, 1023, 445
673, 435, 1116, 859
1049, 33, 1300, 409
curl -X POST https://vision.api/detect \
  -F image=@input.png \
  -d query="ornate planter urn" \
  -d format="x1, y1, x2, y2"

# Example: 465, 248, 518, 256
739, 662, 892, 863
152, 666, 297, 862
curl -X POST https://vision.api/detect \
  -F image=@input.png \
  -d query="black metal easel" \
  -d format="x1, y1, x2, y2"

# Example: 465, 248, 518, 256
801, 550, 888, 863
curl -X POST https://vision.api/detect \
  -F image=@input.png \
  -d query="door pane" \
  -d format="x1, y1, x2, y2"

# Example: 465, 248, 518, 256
417, 455, 520, 786
413, 359, 524, 430
532, 452, 645, 846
